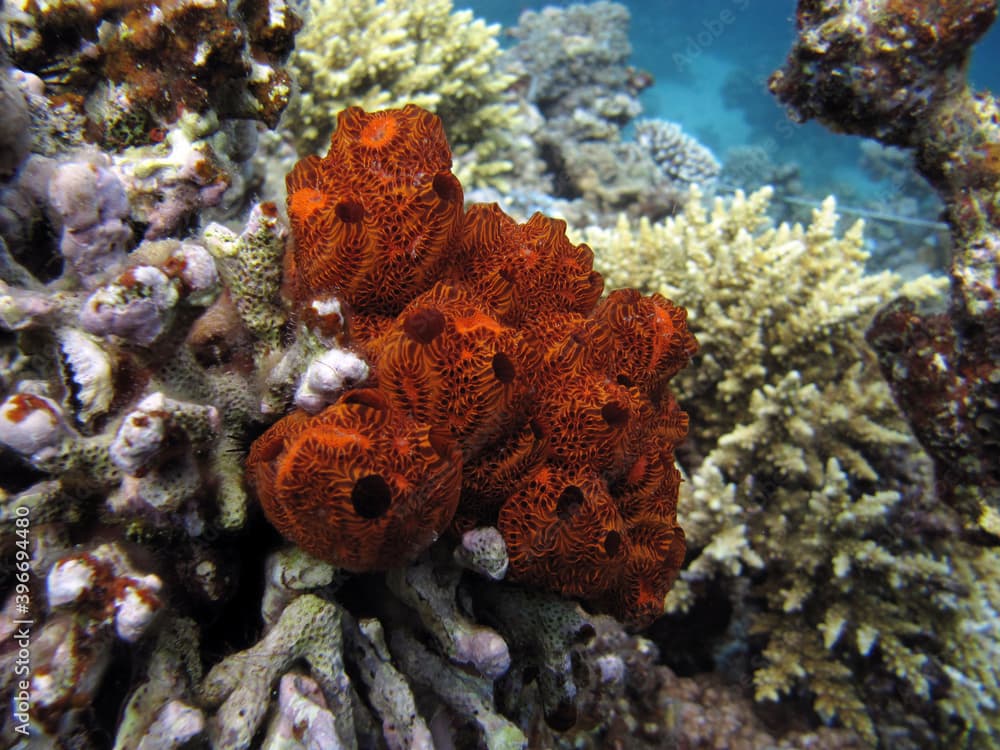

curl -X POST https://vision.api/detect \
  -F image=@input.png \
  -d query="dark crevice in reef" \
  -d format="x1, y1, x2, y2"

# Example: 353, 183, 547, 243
647, 578, 734, 678
197, 524, 278, 660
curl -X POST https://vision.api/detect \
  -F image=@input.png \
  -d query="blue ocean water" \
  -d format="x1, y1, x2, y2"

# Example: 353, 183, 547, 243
465, 0, 1000, 201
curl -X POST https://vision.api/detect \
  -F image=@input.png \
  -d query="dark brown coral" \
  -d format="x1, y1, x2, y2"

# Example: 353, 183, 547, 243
6, 0, 301, 145
771, 0, 1000, 524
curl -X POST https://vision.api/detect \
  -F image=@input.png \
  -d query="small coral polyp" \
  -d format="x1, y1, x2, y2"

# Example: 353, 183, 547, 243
247, 104, 697, 626
359, 111, 400, 149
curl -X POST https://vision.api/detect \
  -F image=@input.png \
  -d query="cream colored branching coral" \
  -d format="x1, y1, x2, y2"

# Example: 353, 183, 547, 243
583, 189, 1000, 745
586, 187, 943, 445
285, 0, 519, 187
705, 371, 1000, 745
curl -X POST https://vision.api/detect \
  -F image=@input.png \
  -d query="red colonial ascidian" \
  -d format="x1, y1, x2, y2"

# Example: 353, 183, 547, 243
246, 104, 698, 627
246, 389, 463, 570
284, 104, 464, 322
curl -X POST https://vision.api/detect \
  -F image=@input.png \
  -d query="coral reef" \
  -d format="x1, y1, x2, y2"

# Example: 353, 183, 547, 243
284, 0, 519, 188
585, 187, 944, 447
249, 103, 695, 627
0, 1, 303, 264
201, 594, 355, 749
503, 1, 640, 129
770, 0, 1000, 529
585, 188, 999, 745
3, 1, 995, 747
494, 2, 708, 227
1, 119, 262, 282
0, 79, 705, 744
2, 0, 300, 144
577, 617, 866, 750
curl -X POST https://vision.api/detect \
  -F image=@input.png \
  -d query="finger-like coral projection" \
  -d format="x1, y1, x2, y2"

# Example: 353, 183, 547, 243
247, 105, 696, 627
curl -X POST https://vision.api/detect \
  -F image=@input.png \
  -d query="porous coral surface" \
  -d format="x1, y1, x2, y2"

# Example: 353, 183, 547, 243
247, 104, 696, 627
3, 0, 299, 142
586, 187, 1000, 745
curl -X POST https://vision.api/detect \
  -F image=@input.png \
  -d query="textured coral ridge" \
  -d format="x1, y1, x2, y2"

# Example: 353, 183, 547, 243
248, 104, 696, 626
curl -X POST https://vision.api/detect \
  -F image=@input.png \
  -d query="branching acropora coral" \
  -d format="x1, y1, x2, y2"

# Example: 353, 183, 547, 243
247, 104, 696, 627
585, 187, 944, 447
585, 189, 999, 745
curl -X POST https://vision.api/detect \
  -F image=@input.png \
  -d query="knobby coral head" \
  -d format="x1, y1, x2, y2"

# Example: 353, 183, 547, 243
247, 104, 697, 627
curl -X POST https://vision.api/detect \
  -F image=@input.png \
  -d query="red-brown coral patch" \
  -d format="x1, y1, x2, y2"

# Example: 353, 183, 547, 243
372, 282, 530, 455
285, 105, 464, 316
252, 105, 696, 627
455, 204, 604, 326
246, 390, 463, 570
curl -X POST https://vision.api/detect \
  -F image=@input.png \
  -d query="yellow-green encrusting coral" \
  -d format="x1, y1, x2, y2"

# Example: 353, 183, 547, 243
584, 188, 1000, 746
285, 0, 520, 188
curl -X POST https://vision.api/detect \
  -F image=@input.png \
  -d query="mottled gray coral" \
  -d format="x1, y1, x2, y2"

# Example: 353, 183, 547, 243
389, 627, 527, 750
504, 1, 637, 120
0, 64, 31, 177
343, 615, 434, 750
113, 618, 205, 750
201, 594, 355, 750
454, 526, 509, 580
261, 546, 342, 629
48, 152, 132, 287
498, 2, 699, 228
477, 585, 594, 732
635, 119, 720, 185
203, 201, 288, 351
387, 560, 510, 680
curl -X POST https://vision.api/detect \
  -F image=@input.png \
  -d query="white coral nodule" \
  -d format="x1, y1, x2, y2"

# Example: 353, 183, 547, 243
0, 392, 68, 459
294, 348, 370, 413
